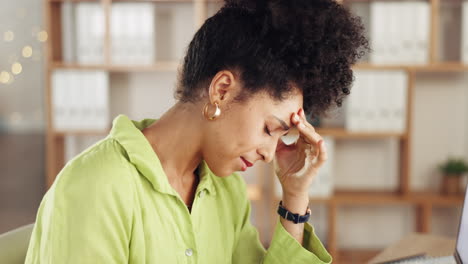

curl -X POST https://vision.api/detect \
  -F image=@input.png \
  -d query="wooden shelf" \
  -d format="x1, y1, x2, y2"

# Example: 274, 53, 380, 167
52, 129, 110, 137
410, 191, 466, 206
331, 191, 412, 205
51, 61, 468, 73
337, 248, 381, 264
51, 62, 180, 72
273, 191, 465, 206
354, 62, 468, 72
331, 191, 464, 206
315, 127, 407, 139
306, 191, 408, 205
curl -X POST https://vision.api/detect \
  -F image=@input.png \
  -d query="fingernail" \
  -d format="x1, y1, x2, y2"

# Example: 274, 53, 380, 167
299, 122, 305, 129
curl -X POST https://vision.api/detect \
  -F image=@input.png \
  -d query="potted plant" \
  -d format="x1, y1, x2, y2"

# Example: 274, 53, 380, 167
438, 157, 468, 195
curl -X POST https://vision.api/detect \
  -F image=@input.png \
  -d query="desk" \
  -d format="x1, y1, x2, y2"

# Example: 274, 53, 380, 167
368, 233, 456, 264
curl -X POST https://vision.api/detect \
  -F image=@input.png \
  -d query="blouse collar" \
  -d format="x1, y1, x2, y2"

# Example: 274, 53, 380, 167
109, 114, 216, 197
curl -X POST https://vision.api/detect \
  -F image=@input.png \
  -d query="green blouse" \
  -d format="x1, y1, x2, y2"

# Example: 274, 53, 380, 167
25, 114, 332, 263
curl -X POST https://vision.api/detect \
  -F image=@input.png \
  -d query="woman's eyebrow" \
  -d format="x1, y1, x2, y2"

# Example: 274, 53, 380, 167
272, 115, 290, 131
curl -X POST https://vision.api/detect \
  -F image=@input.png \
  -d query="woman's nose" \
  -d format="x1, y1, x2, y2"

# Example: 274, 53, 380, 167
258, 141, 278, 163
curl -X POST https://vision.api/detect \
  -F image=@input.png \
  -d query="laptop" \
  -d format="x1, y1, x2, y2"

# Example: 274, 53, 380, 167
388, 183, 467, 264
455, 182, 468, 263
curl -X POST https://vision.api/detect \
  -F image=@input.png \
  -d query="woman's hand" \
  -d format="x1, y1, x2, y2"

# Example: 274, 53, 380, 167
273, 108, 327, 197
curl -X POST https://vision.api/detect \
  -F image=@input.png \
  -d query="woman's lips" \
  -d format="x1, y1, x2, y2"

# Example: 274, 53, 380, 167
241, 157, 253, 167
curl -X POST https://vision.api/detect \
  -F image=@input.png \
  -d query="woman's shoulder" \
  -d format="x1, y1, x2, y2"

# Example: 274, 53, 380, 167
51, 137, 137, 195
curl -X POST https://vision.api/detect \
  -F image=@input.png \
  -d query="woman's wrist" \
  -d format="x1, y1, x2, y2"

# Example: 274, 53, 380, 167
281, 192, 309, 215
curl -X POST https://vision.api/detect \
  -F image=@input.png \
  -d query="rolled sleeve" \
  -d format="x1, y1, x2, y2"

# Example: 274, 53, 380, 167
263, 216, 333, 264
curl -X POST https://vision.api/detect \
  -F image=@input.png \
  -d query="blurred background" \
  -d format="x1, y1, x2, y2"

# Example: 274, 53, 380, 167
1, 0, 468, 263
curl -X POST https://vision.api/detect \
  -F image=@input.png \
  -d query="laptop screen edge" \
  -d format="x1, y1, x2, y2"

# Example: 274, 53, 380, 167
454, 182, 468, 264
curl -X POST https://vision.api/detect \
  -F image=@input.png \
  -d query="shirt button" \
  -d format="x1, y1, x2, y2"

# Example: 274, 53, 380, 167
185, 248, 193, 257
199, 189, 206, 198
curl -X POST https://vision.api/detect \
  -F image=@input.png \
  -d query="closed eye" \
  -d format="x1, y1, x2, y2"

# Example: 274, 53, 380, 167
265, 125, 290, 137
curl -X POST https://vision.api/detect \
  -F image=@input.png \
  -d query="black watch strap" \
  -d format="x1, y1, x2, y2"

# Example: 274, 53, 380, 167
277, 200, 311, 224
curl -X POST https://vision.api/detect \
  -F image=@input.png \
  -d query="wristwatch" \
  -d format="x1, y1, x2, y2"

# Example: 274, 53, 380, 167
277, 200, 311, 224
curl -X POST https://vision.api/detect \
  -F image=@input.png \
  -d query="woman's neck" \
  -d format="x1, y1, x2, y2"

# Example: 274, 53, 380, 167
142, 101, 204, 194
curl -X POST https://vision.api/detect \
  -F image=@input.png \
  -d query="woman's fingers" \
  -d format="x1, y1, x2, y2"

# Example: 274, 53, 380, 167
313, 139, 328, 169
292, 111, 321, 146
291, 109, 327, 169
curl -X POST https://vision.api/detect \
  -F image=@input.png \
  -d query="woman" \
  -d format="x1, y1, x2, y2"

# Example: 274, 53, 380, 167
26, 0, 369, 263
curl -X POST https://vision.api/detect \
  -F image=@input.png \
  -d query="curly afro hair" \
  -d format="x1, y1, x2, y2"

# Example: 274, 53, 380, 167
175, 0, 371, 120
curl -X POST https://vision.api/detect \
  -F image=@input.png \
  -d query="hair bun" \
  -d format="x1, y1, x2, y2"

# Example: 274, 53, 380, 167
222, 0, 306, 33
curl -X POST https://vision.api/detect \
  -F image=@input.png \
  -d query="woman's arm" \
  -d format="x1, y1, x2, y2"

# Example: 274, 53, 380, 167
231, 176, 332, 264
280, 193, 310, 245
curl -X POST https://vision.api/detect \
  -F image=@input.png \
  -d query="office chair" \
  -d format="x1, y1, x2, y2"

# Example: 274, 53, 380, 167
0, 223, 34, 264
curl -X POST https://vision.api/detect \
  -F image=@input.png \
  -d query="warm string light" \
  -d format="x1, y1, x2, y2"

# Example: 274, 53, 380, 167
1, 24, 48, 85
11, 62, 22, 75
37, 31, 48, 42
0, 71, 11, 84
3, 31, 14, 42
2, 8, 38, 124
22, 45, 33, 58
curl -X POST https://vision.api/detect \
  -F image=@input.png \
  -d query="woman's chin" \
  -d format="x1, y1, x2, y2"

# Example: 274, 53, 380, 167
207, 165, 234, 178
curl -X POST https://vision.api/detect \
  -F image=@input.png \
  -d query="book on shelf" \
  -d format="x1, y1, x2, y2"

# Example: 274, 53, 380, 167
75, 3, 105, 64
152, 3, 195, 62
52, 70, 109, 131
463, 0, 468, 64
60, 2, 105, 64
274, 136, 335, 198
345, 70, 407, 133
168, 3, 195, 62
111, 3, 156, 65
369, 1, 429, 64
60, 2, 197, 65
61, 1, 76, 63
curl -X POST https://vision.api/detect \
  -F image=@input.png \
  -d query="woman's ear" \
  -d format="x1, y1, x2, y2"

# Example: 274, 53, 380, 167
208, 70, 241, 105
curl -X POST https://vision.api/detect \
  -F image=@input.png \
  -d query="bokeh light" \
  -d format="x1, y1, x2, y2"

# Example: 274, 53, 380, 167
3, 31, 14, 42
0, 71, 11, 84
22, 45, 33, 58
11, 63, 22, 75
37, 30, 48, 42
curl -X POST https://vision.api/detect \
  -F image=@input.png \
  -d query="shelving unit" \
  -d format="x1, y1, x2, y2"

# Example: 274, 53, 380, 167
44, 0, 213, 188
44, 0, 467, 263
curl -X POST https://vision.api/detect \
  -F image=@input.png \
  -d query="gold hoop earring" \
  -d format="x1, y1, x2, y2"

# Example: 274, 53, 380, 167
202, 102, 221, 120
